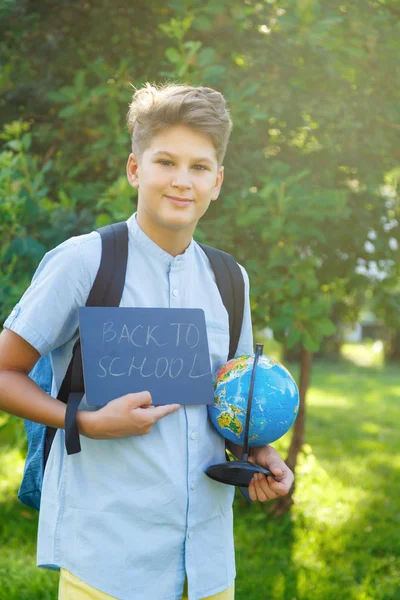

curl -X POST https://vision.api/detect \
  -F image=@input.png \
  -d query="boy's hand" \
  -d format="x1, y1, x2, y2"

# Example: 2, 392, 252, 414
247, 445, 294, 502
78, 391, 180, 440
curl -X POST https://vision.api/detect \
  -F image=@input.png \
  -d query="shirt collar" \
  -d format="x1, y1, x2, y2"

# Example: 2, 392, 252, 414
126, 212, 195, 269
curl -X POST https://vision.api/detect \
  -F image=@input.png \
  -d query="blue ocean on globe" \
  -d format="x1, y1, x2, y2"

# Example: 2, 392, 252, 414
208, 354, 299, 446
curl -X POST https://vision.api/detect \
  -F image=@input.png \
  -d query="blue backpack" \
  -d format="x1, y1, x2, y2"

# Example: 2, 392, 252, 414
19, 221, 245, 510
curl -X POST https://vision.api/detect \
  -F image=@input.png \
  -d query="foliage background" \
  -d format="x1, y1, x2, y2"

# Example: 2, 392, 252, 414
1, 0, 399, 350
0, 1, 399, 598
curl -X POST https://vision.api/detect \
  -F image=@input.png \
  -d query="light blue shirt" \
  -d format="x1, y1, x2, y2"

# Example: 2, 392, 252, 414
4, 214, 253, 600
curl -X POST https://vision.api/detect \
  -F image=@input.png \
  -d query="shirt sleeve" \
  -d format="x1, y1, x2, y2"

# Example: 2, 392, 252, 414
3, 238, 92, 356
235, 264, 254, 357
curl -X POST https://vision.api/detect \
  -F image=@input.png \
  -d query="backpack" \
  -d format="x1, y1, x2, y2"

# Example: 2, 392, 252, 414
18, 221, 245, 510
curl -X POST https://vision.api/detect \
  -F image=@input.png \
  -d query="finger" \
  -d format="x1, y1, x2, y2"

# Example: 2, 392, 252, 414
254, 473, 278, 502
248, 479, 257, 502
149, 403, 181, 422
253, 476, 269, 502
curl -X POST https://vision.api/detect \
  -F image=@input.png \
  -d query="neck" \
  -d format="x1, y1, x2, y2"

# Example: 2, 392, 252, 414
136, 211, 194, 257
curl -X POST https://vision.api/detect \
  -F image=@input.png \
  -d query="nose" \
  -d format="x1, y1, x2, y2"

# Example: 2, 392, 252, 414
171, 167, 193, 190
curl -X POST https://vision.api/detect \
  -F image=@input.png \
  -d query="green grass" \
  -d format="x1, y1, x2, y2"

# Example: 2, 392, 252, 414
234, 347, 400, 600
1, 346, 399, 599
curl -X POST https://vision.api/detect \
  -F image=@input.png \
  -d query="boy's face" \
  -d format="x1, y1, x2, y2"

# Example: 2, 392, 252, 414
126, 124, 224, 240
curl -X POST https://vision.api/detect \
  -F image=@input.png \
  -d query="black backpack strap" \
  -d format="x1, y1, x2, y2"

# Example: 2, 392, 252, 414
86, 222, 129, 307
198, 243, 245, 361
45, 222, 129, 460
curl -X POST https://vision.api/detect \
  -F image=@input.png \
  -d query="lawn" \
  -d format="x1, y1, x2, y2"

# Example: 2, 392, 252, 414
0, 345, 399, 600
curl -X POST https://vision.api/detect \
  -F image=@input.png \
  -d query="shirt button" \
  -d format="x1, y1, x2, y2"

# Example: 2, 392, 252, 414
188, 531, 193, 539
190, 432, 197, 440
190, 482, 196, 490
172, 289, 179, 297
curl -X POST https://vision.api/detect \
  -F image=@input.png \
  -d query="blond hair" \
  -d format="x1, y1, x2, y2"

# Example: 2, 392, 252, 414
126, 82, 233, 167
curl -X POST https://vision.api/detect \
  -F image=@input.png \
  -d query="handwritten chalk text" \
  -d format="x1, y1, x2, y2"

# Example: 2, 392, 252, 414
102, 322, 200, 349
97, 354, 209, 380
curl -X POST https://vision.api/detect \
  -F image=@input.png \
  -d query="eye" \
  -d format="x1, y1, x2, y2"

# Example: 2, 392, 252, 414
157, 159, 208, 171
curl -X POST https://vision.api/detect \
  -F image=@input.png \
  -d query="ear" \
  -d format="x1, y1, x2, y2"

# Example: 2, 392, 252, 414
127, 153, 139, 188
211, 165, 224, 202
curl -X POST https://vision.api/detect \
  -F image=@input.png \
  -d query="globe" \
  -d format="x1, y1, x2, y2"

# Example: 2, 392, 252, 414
208, 354, 299, 447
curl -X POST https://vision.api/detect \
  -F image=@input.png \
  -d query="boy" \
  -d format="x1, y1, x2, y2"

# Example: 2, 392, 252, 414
0, 83, 293, 600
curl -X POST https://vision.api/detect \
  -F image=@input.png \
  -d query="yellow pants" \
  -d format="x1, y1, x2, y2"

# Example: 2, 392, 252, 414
59, 568, 235, 600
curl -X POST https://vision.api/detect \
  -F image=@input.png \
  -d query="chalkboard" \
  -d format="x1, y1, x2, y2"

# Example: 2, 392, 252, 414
78, 307, 214, 406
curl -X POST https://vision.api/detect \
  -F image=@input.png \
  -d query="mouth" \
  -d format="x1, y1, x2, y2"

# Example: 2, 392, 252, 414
165, 195, 193, 207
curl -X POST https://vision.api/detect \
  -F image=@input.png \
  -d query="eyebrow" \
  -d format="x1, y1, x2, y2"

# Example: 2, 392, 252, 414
152, 150, 214, 166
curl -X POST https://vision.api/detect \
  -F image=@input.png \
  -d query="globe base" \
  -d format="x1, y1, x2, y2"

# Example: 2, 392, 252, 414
205, 460, 273, 487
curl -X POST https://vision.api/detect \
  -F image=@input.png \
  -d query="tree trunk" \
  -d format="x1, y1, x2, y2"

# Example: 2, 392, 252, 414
387, 328, 400, 361
270, 347, 313, 515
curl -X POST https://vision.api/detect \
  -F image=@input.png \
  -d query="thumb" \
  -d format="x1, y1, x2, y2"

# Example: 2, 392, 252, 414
268, 465, 283, 479
126, 390, 152, 409
248, 455, 282, 478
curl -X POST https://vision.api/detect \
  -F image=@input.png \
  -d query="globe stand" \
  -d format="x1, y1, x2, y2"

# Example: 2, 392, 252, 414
206, 343, 273, 488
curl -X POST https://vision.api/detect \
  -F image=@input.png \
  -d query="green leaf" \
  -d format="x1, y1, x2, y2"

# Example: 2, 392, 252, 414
7, 140, 22, 152
250, 108, 268, 120
8, 237, 45, 260
183, 40, 202, 58
193, 15, 212, 31
287, 327, 301, 348
58, 105, 78, 119
74, 70, 86, 92
95, 213, 112, 228
197, 47, 217, 67
242, 83, 261, 97
202, 65, 226, 82
21, 133, 32, 152
302, 331, 319, 353
165, 47, 181, 64
315, 317, 336, 336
